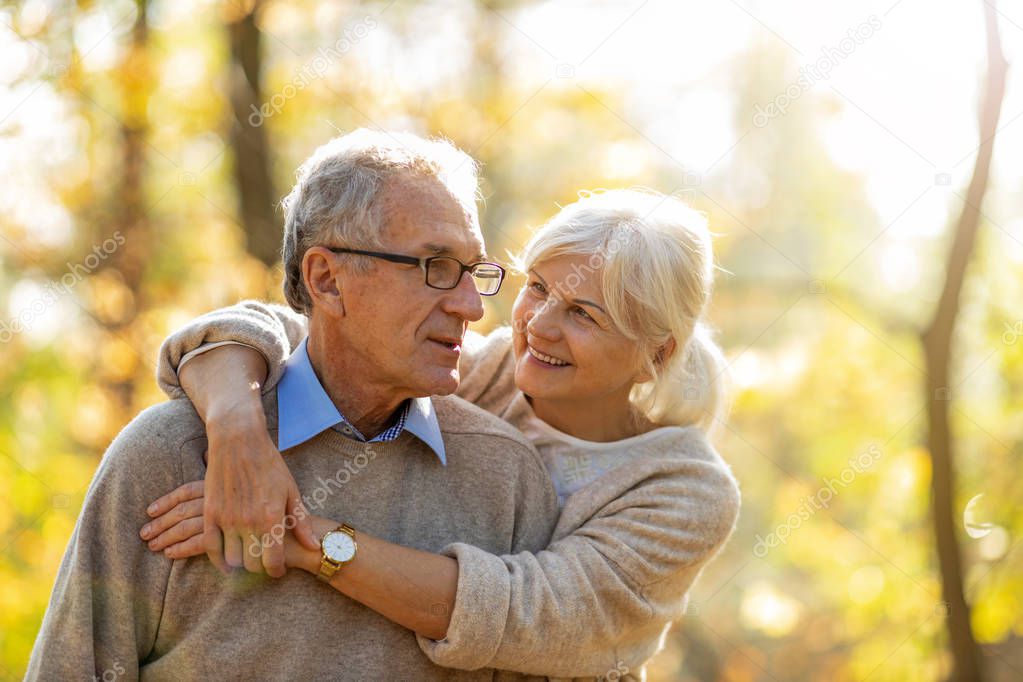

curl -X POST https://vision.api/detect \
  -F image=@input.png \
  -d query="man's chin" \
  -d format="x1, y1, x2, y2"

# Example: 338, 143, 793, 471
415, 368, 460, 397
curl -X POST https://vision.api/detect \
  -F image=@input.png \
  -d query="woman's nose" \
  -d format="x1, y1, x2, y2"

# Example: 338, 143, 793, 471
526, 299, 560, 341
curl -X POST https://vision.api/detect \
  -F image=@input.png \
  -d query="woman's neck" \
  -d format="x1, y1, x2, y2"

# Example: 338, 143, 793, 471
527, 393, 653, 442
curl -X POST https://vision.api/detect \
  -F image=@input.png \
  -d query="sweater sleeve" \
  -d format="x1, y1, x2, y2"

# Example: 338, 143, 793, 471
155, 300, 308, 399
155, 300, 515, 411
25, 404, 192, 681
417, 455, 740, 677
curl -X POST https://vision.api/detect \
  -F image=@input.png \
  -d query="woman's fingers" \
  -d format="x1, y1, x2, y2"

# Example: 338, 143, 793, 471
146, 516, 203, 552
289, 488, 320, 551
146, 480, 204, 518
164, 533, 207, 560
223, 532, 245, 570
140, 497, 203, 542
242, 531, 264, 573
203, 518, 230, 575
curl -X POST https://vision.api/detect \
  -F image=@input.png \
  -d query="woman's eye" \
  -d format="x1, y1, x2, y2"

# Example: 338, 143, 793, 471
572, 307, 593, 321
530, 281, 546, 295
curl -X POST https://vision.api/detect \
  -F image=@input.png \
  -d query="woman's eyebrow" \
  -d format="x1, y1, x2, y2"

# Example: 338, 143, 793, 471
572, 298, 607, 315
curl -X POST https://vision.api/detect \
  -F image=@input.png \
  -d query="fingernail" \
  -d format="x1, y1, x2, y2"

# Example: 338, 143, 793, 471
147, 504, 157, 515
141, 524, 151, 537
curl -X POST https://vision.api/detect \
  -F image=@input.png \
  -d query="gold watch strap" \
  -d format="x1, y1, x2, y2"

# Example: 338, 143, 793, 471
316, 524, 356, 583
316, 557, 339, 583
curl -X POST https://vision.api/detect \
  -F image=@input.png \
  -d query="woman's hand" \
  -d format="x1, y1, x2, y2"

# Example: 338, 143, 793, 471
141, 479, 333, 572
140, 480, 209, 560
177, 344, 320, 577
287, 515, 340, 573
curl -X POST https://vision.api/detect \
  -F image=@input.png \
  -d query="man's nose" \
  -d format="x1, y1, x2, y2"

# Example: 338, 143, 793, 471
443, 270, 485, 322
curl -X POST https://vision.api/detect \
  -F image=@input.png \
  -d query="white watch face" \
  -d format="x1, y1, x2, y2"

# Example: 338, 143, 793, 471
323, 531, 356, 563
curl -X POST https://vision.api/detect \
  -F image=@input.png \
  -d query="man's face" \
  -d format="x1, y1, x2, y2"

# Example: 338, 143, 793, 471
336, 175, 486, 398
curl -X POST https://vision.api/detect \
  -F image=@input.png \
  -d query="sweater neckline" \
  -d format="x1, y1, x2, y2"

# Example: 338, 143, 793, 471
289, 424, 408, 457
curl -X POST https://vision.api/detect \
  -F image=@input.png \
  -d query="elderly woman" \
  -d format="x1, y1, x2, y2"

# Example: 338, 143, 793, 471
142, 188, 740, 679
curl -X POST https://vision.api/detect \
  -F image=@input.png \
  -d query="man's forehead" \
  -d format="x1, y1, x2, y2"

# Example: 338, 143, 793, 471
379, 211, 487, 257
378, 176, 486, 257
414, 235, 487, 262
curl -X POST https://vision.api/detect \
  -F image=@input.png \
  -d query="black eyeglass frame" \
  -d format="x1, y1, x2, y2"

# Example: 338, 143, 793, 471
327, 247, 507, 296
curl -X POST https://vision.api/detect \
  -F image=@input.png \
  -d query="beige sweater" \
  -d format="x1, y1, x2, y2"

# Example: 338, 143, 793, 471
27, 382, 559, 679
155, 301, 742, 680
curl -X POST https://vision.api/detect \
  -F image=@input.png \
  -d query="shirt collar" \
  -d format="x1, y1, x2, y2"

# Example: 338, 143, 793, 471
276, 337, 446, 464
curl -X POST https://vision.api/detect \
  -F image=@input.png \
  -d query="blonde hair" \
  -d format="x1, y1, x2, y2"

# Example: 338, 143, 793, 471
517, 188, 729, 434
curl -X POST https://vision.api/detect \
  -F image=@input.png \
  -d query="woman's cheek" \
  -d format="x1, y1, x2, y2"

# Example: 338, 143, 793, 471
510, 298, 529, 336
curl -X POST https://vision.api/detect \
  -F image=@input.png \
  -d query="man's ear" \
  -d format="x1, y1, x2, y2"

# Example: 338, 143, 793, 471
303, 246, 346, 318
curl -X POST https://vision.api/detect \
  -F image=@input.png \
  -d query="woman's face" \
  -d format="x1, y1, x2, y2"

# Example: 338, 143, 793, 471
511, 254, 649, 404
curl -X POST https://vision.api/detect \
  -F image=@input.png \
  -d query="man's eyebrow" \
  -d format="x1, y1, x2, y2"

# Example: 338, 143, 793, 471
422, 243, 486, 262
421, 243, 455, 256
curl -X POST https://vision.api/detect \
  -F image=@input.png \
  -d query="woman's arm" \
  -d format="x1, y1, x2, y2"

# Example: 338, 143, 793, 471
142, 448, 740, 677
140, 479, 457, 640
157, 300, 308, 399
173, 343, 320, 577
155, 301, 513, 577
156, 301, 311, 577
292, 517, 458, 640
417, 454, 742, 676
157, 299, 501, 403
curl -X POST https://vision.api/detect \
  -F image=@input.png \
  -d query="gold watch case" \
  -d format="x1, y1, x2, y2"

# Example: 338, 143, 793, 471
317, 524, 357, 583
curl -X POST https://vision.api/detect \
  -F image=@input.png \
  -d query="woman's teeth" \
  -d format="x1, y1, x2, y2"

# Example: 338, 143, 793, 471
528, 346, 569, 366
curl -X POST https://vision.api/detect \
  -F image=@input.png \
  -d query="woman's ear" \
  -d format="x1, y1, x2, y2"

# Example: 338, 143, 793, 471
302, 246, 346, 318
656, 337, 677, 366
634, 338, 677, 384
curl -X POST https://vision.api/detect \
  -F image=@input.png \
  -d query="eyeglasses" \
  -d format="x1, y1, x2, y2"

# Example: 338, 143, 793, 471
328, 247, 506, 296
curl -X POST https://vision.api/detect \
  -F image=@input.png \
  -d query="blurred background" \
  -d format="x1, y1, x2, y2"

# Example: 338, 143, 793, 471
1, 0, 1021, 679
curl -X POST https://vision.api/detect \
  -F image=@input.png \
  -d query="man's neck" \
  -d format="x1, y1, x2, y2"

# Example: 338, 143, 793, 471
306, 329, 407, 440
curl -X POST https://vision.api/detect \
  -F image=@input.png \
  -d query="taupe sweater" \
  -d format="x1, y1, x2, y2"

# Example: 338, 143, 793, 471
26, 387, 559, 679
154, 301, 742, 680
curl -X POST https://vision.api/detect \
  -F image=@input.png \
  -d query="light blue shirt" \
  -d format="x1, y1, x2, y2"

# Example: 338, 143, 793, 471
276, 337, 446, 464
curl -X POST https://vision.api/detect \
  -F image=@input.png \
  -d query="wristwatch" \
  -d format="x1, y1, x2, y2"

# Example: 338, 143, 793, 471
317, 524, 357, 583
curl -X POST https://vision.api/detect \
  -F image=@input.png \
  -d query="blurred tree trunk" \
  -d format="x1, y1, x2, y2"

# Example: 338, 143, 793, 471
921, 3, 1007, 681
101, 0, 152, 414
227, 0, 280, 266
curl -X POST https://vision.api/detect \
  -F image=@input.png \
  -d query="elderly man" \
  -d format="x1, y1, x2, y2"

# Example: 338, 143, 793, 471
27, 130, 559, 680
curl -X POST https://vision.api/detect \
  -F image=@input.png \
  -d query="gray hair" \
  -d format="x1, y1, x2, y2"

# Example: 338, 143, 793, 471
280, 128, 481, 314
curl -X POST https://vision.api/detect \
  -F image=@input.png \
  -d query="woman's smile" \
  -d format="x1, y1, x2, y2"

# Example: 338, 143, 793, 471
526, 344, 571, 367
